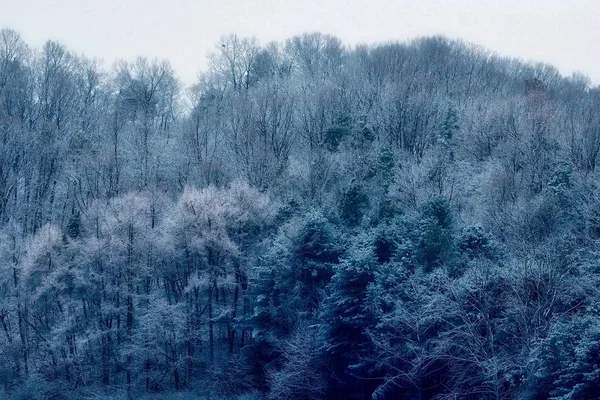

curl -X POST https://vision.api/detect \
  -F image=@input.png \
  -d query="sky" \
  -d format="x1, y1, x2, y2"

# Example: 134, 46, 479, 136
1, 0, 599, 86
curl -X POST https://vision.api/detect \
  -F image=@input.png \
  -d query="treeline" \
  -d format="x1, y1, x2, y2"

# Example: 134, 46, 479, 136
1, 29, 600, 399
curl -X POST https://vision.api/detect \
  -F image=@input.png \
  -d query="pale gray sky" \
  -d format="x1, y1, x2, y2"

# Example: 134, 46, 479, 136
1, 0, 599, 86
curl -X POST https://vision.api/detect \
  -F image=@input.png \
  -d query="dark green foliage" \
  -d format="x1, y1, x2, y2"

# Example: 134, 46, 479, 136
360, 125, 376, 143
372, 221, 411, 264
321, 237, 378, 398
377, 146, 395, 189
417, 197, 455, 271
417, 217, 449, 271
324, 126, 349, 152
296, 211, 345, 266
252, 210, 344, 337
437, 106, 459, 161
374, 234, 395, 264
376, 196, 401, 222
274, 198, 302, 225
420, 196, 453, 229
65, 212, 81, 239
459, 224, 497, 260
248, 211, 345, 396
350, 123, 376, 150
324, 116, 352, 152
294, 213, 345, 310
547, 162, 572, 192
441, 106, 459, 143
339, 183, 370, 228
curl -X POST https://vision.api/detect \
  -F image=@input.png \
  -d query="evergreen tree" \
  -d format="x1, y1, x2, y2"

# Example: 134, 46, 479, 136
321, 234, 378, 399
340, 183, 370, 228
417, 197, 455, 272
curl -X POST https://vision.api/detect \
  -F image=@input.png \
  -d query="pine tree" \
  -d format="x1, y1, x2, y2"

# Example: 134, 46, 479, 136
321, 234, 378, 398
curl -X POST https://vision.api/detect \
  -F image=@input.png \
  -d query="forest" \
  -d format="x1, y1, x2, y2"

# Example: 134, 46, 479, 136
0, 28, 600, 399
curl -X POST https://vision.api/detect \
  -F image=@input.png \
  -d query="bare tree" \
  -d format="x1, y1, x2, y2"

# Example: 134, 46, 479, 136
208, 34, 260, 91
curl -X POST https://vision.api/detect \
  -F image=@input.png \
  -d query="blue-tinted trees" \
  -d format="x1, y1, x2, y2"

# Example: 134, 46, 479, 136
2, 27, 600, 400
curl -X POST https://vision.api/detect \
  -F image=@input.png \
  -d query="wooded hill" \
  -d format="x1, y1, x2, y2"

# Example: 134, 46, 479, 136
1, 29, 600, 399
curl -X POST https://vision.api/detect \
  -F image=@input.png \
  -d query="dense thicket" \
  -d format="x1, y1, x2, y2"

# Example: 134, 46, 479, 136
1, 28, 600, 399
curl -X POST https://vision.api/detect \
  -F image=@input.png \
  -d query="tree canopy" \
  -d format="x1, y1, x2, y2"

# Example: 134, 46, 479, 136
0, 28, 599, 399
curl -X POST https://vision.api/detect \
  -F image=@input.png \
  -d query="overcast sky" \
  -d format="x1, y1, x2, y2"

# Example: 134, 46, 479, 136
1, 0, 599, 86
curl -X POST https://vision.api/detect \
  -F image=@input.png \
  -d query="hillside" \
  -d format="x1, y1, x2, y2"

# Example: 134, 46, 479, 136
1, 29, 600, 399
